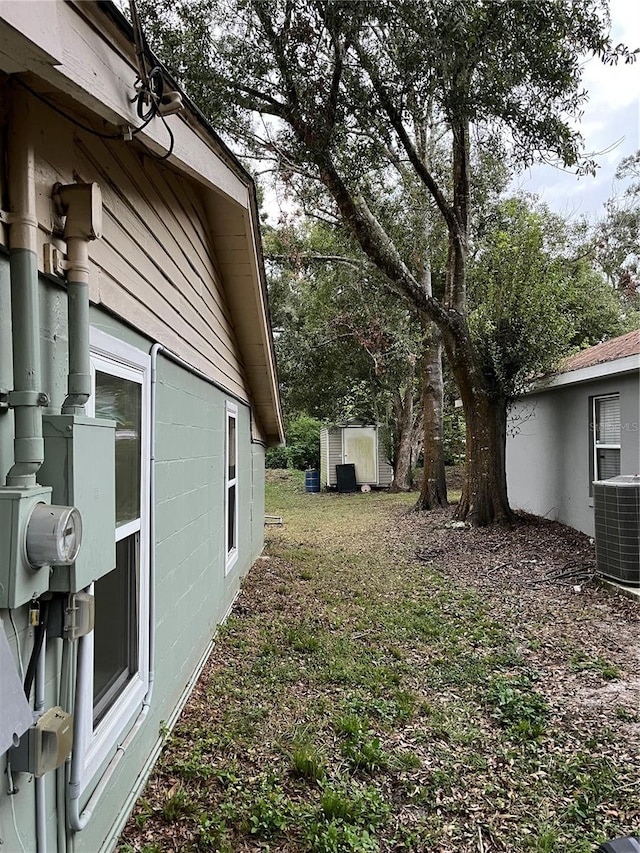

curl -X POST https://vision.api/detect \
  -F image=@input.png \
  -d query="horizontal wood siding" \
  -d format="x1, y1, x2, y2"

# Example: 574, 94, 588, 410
377, 442, 394, 487
320, 429, 328, 487
327, 429, 343, 486
30, 97, 250, 400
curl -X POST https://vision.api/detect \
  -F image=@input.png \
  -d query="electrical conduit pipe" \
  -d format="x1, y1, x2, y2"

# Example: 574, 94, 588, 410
53, 182, 102, 415
5, 83, 45, 487
35, 624, 47, 853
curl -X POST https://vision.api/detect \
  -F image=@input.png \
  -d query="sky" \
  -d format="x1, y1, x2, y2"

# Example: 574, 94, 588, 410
517, 0, 640, 222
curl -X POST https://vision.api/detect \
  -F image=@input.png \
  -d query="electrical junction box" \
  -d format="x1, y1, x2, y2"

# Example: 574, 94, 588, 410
48, 592, 95, 640
0, 616, 34, 755
10, 706, 73, 777
39, 415, 116, 592
0, 485, 53, 608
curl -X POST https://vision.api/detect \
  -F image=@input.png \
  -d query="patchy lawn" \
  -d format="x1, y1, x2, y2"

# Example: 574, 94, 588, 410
118, 471, 640, 853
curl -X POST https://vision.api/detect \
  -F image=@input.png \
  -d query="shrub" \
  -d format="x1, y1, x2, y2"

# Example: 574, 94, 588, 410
266, 413, 323, 470
285, 413, 323, 470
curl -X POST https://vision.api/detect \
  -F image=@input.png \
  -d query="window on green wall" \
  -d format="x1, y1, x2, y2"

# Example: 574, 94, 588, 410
225, 402, 238, 573
77, 327, 150, 793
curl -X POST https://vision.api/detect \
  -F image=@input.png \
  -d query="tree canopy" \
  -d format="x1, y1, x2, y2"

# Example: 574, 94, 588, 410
139, 0, 636, 524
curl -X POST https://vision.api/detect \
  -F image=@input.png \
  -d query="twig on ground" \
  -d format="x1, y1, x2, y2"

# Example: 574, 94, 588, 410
528, 560, 596, 587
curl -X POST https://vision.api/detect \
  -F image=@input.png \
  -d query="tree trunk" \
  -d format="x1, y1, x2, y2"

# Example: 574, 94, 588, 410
416, 326, 448, 509
390, 378, 416, 492
433, 306, 514, 525
310, 127, 514, 525
455, 387, 513, 526
410, 408, 424, 471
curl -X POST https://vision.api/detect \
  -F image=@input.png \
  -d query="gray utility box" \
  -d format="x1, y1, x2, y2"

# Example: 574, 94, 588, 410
593, 475, 640, 587
10, 706, 73, 777
39, 415, 116, 591
0, 485, 53, 608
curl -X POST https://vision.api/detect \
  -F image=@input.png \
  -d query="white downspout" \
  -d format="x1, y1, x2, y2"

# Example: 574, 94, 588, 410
35, 625, 47, 853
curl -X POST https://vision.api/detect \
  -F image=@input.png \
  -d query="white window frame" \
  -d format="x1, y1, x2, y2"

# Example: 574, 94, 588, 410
593, 393, 621, 482
225, 401, 238, 575
76, 327, 151, 792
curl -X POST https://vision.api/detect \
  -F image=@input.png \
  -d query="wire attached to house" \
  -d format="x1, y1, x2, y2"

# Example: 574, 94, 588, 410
14, 6, 177, 164
23, 599, 49, 701
13, 77, 122, 140
128, 0, 176, 161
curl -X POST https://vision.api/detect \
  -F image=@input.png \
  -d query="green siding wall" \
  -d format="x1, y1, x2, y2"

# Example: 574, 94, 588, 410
0, 272, 266, 853
251, 443, 266, 563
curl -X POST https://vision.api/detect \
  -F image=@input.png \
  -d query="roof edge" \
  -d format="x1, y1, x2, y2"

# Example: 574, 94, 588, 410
529, 353, 640, 393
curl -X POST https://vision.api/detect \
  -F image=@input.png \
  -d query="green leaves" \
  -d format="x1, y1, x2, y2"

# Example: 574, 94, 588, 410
467, 195, 625, 401
487, 675, 549, 740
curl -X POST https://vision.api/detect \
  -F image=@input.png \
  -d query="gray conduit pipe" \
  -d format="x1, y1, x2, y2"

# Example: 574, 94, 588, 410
6, 84, 44, 487
56, 639, 73, 853
53, 183, 102, 415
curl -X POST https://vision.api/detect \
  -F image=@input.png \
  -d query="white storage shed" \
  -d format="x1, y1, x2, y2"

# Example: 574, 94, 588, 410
320, 424, 394, 489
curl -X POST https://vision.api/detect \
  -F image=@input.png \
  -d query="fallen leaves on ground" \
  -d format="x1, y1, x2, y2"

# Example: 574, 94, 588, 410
118, 473, 640, 853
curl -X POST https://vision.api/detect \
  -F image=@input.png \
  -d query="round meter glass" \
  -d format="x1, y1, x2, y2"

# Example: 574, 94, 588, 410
26, 504, 83, 567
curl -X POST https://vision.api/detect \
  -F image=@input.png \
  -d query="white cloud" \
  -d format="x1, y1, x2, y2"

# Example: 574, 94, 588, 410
516, 0, 640, 220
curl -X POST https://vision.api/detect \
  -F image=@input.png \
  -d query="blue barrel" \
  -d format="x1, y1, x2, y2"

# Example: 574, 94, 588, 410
304, 469, 320, 493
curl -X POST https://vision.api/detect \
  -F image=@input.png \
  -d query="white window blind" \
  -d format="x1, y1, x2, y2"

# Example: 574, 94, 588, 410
594, 394, 621, 481
595, 396, 621, 445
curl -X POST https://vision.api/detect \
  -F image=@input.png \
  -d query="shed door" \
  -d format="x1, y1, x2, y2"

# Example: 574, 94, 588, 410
343, 428, 378, 484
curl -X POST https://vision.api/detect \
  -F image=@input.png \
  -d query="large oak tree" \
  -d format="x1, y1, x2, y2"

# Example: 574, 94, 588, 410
141, 0, 635, 524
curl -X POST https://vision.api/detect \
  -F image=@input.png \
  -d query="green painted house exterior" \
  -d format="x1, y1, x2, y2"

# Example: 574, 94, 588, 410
0, 3, 283, 851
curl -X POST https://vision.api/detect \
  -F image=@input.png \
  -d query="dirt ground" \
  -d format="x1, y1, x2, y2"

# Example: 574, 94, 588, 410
118, 480, 640, 852
404, 506, 640, 731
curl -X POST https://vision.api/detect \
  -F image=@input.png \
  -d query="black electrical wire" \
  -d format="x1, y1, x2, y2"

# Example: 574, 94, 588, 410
134, 66, 164, 122
13, 77, 122, 140
150, 110, 175, 162
14, 74, 175, 162
23, 599, 50, 701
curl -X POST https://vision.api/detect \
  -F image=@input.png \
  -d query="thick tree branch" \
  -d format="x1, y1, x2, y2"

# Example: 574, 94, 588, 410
308, 148, 454, 332
352, 42, 459, 240
266, 253, 366, 270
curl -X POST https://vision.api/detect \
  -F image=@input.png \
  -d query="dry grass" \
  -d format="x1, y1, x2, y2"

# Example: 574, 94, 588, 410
118, 471, 640, 853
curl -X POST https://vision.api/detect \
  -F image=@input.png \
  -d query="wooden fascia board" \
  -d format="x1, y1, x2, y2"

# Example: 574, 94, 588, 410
206, 190, 284, 445
0, 1, 248, 207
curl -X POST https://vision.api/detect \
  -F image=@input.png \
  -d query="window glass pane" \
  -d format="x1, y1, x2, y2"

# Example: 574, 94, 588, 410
228, 414, 236, 481
595, 396, 620, 445
95, 371, 141, 526
597, 448, 621, 481
93, 534, 139, 726
228, 483, 236, 552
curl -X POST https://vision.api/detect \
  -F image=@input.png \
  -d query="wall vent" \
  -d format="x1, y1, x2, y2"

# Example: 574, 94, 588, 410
593, 475, 640, 587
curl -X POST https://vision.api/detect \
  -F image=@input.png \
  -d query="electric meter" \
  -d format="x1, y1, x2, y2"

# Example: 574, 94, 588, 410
26, 504, 83, 567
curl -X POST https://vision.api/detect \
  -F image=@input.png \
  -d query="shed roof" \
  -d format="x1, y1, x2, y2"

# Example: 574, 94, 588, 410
560, 330, 640, 373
